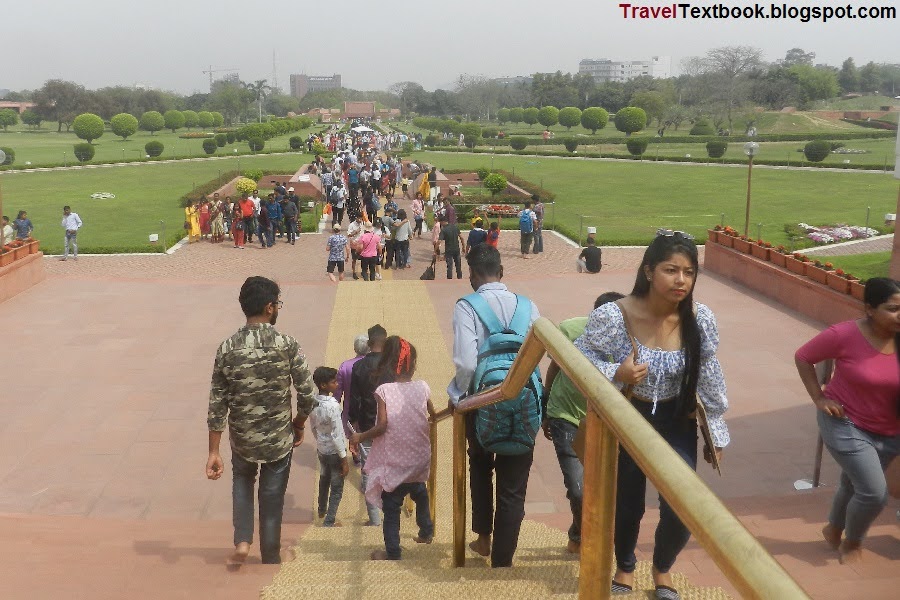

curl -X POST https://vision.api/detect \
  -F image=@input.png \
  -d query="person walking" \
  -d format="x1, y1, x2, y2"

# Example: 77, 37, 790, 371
531, 196, 544, 254
310, 367, 350, 527
795, 277, 899, 564
282, 196, 298, 245
438, 215, 465, 280
517, 201, 536, 259
206, 276, 317, 565
60, 205, 82, 261
325, 225, 350, 282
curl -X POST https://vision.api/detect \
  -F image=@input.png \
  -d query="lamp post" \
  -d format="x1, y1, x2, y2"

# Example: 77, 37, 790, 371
491, 147, 495, 172
743, 142, 760, 236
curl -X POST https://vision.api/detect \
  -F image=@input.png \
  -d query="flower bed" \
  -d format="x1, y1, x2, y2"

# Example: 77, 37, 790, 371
477, 203, 519, 217
797, 222, 880, 245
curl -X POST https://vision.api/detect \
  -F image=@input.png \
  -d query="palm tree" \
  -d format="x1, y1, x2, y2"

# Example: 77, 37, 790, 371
244, 79, 272, 123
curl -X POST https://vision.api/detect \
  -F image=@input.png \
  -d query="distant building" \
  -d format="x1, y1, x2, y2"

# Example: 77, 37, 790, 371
0, 100, 37, 114
211, 72, 240, 93
290, 74, 342, 99
342, 101, 375, 119
578, 56, 671, 83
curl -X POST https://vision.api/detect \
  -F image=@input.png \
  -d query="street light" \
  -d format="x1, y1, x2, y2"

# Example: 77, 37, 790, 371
743, 142, 760, 236
491, 147, 495, 172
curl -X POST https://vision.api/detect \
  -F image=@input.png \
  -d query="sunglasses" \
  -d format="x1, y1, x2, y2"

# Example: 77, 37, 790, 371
272, 300, 284, 309
656, 228, 695, 241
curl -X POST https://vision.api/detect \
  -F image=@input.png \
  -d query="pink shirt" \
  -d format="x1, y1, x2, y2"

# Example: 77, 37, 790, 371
357, 231, 381, 258
796, 321, 899, 436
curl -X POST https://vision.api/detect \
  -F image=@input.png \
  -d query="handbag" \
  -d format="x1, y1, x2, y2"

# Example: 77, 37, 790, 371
420, 256, 436, 280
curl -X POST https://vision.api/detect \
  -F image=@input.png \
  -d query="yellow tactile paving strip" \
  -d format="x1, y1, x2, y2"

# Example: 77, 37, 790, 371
262, 280, 731, 599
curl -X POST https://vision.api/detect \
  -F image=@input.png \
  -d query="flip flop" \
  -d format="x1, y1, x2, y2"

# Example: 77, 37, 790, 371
611, 581, 633, 594
655, 584, 681, 600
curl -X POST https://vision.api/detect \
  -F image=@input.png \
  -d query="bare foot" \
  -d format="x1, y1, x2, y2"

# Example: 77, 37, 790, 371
839, 541, 863, 564
468, 535, 491, 557
414, 536, 433, 544
280, 548, 296, 562
328, 273, 337, 282
370, 549, 391, 560
226, 542, 251, 567
822, 523, 842, 550
566, 539, 580, 555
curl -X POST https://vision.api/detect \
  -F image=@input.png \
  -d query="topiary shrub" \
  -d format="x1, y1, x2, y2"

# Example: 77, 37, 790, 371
243, 169, 264, 182
289, 135, 303, 150
226, 131, 235, 144
311, 141, 327, 155
140, 111, 165, 135
483, 173, 509, 196
509, 136, 528, 151
235, 177, 257, 196
182, 110, 199, 128
496, 108, 510, 124
509, 107, 524, 123
202, 139, 217, 155
558, 107, 582, 130
522, 107, 540, 127
163, 110, 185, 133
563, 138, 579, 152
614, 107, 647, 136
0, 146, 14, 165
462, 123, 482, 148
689, 119, 715, 136
215, 133, 227, 147
145, 140, 164, 157
481, 126, 499, 139
625, 138, 649, 156
73, 113, 105, 144
425, 133, 441, 146
110, 113, 139, 141
198, 111, 214, 128
706, 140, 728, 158
73, 142, 96, 162
475, 167, 490, 180
210, 112, 225, 127
248, 137, 265, 152
804, 140, 831, 162
580, 107, 609, 134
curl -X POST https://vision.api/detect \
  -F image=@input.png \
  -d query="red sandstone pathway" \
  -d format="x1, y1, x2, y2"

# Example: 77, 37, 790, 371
1, 233, 897, 599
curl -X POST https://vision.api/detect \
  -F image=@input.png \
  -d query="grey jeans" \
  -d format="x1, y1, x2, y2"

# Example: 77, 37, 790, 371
548, 418, 584, 543
232, 450, 292, 564
359, 440, 381, 525
64, 231, 77, 258
317, 453, 345, 526
817, 411, 898, 543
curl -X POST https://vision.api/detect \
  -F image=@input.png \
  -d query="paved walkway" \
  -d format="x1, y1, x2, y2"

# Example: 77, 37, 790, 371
803, 234, 893, 256
1, 223, 897, 598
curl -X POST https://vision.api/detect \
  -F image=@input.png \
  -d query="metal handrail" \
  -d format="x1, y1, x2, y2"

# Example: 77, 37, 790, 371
443, 317, 808, 600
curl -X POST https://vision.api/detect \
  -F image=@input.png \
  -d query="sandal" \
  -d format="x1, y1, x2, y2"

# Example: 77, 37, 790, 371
655, 584, 681, 600
611, 581, 633, 594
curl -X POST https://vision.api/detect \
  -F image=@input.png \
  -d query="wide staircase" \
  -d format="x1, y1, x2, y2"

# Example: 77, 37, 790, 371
258, 280, 800, 599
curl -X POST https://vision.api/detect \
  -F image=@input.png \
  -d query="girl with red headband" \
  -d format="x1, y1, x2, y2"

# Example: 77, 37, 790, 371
349, 336, 436, 560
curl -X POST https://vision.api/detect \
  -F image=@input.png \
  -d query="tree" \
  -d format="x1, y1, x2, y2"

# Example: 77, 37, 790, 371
197, 111, 214, 128
781, 48, 815, 67
557, 107, 582, 130
163, 110, 185, 133
21, 110, 42, 129
630, 91, 669, 127
522, 107, 540, 127
243, 79, 272, 123
694, 45, 763, 132
182, 110, 199, 128
509, 107, 524, 124
210, 112, 224, 127
537, 106, 559, 128
73, 113, 105, 143
0, 109, 18, 131
483, 173, 508, 196
580, 107, 609, 134
614, 107, 647, 135
110, 113, 138, 140
496, 108, 510, 124
140, 110, 165, 134
858, 62, 880, 93
788, 65, 840, 106
461, 122, 482, 148
207, 82, 251, 124
33, 79, 87, 132
838, 58, 860, 92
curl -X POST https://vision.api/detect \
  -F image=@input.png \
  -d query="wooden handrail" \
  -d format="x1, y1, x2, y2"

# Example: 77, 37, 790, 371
446, 317, 809, 599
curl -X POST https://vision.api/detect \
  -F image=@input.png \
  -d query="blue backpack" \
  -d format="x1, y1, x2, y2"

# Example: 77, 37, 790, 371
519, 210, 534, 233
461, 292, 543, 455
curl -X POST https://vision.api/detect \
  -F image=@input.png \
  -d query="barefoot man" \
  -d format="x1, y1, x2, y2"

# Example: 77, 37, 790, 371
206, 276, 317, 566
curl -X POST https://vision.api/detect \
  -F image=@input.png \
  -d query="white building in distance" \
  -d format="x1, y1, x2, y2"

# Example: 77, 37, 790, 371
578, 56, 671, 83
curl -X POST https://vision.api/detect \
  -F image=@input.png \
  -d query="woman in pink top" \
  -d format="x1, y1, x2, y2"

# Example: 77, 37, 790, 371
411, 193, 425, 239
355, 223, 381, 282
795, 277, 900, 564
350, 337, 435, 560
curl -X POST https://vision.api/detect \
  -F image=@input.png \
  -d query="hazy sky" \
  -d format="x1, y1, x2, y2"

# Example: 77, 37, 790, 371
4, 0, 898, 94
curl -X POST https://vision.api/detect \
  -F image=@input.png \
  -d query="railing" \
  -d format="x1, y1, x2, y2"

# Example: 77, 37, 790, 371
433, 317, 809, 600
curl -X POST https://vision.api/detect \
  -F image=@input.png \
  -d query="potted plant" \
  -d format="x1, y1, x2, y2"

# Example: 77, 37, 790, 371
770, 245, 788, 268
849, 278, 866, 301
0, 246, 12, 268
733, 234, 752, 253
806, 260, 830, 284
708, 225, 722, 243
24, 236, 39, 254
8, 240, 28, 262
750, 239, 770, 260
826, 267, 851, 294
785, 252, 808, 275
716, 226, 736, 248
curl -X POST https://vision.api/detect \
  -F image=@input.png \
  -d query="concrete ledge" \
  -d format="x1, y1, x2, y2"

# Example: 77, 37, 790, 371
704, 242, 863, 326
0, 252, 46, 304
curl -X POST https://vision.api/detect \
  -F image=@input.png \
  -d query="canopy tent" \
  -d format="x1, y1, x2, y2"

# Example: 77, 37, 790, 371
350, 126, 375, 133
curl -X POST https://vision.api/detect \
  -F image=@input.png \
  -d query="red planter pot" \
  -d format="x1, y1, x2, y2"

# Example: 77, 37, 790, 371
26, 240, 39, 254
10, 246, 28, 261
750, 244, 770, 260
733, 238, 752, 253
0, 252, 12, 267
708, 229, 718, 242
827, 273, 851, 294
717, 233, 734, 248
807, 266, 829, 284
849, 281, 865, 301
769, 252, 787, 268
785, 257, 807, 276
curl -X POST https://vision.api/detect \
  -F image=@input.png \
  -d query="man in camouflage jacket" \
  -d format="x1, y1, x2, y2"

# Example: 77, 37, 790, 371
206, 276, 317, 565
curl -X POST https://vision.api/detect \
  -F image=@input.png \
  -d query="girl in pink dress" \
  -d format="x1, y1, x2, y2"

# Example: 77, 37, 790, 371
350, 336, 435, 560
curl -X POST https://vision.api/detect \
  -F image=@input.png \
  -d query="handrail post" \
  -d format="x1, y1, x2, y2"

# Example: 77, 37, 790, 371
452, 411, 467, 567
429, 419, 438, 528
579, 407, 618, 600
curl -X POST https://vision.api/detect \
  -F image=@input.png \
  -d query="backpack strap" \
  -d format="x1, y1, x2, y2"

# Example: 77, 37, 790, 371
507, 294, 533, 336
460, 293, 505, 336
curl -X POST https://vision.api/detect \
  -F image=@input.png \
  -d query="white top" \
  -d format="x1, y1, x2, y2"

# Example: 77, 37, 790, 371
309, 395, 348, 457
61, 213, 82, 231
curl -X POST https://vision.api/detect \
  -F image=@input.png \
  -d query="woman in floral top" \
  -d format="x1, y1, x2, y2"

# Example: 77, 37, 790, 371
574, 231, 729, 599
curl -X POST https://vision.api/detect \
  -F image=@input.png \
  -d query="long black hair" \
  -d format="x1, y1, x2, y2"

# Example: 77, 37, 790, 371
864, 277, 900, 383
630, 234, 701, 419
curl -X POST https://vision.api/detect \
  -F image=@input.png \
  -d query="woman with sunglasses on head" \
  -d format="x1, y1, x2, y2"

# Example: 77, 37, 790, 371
795, 278, 899, 564
574, 230, 729, 600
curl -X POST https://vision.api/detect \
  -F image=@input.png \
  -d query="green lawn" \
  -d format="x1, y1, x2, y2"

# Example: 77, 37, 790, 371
1, 154, 308, 254
823, 251, 891, 281
417, 152, 899, 246
0, 123, 318, 168
814, 95, 900, 111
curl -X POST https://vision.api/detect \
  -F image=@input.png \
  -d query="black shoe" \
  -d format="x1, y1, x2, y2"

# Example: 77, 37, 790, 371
353, 273, 359, 280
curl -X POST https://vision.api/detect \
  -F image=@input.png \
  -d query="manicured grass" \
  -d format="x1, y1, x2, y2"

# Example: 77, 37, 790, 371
815, 95, 900, 111
416, 151, 899, 246
1, 154, 308, 254
823, 251, 891, 281
0, 124, 317, 168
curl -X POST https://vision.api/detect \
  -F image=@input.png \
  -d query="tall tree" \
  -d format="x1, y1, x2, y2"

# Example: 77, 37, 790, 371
838, 58, 860, 93
33, 79, 87, 132
696, 45, 763, 132
781, 48, 816, 67
858, 62, 880, 93
243, 79, 272, 122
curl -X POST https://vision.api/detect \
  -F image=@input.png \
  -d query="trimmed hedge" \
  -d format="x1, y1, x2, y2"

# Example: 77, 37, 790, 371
145, 140, 164, 157
706, 140, 728, 158
0, 146, 14, 165
625, 138, 649, 156
804, 140, 831, 162
73, 142, 95, 162
202, 139, 217, 155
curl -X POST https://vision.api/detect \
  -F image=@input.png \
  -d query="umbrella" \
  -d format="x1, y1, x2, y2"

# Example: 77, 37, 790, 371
351, 126, 374, 133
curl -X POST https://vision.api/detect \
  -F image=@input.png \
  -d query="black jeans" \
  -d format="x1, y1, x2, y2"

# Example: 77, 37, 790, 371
548, 418, 583, 543
394, 239, 409, 268
242, 216, 255, 242
382, 482, 434, 559
231, 450, 292, 564
284, 217, 297, 243
361, 256, 378, 281
466, 412, 534, 567
445, 250, 462, 279
317, 453, 345, 526
615, 399, 697, 574
384, 240, 395, 268
332, 206, 344, 226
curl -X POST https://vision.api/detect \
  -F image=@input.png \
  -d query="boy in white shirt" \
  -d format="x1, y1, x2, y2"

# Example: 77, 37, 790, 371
310, 367, 350, 526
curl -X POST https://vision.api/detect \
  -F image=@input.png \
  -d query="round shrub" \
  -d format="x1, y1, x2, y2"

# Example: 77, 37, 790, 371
689, 119, 715, 136
110, 113, 139, 141
289, 135, 303, 150
537, 106, 559, 128
140, 111, 165, 134
211, 112, 225, 127
804, 140, 831, 162
462, 123, 482, 148
145, 140, 164, 157
558, 107, 582, 130
311, 141, 327, 156
425, 133, 441, 146
625, 138, 649, 156
248, 137, 265, 152
0, 146, 15, 165
73, 142, 96, 162
475, 167, 490, 180
496, 108, 510, 124
215, 133, 227, 148
197, 111, 214, 128
522, 107, 540, 126
235, 177, 257, 196
509, 107, 524, 123
225, 131, 235, 144
483, 173, 509, 196
481, 126, 499, 139
509, 136, 528, 151
706, 140, 728, 158
563, 138, 579, 152
614, 107, 647, 135
73, 113, 105, 144
243, 169, 264, 182
580, 107, 609, 134
164, 110, 185, 133
202, 139, 218, 155
182, 110, 199, 128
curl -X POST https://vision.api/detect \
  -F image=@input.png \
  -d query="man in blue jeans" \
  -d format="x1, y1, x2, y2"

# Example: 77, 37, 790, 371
206, 276, 317, 565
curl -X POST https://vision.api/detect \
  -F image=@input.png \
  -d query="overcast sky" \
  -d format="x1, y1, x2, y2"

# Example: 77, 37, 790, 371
4, 0, 898, 94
